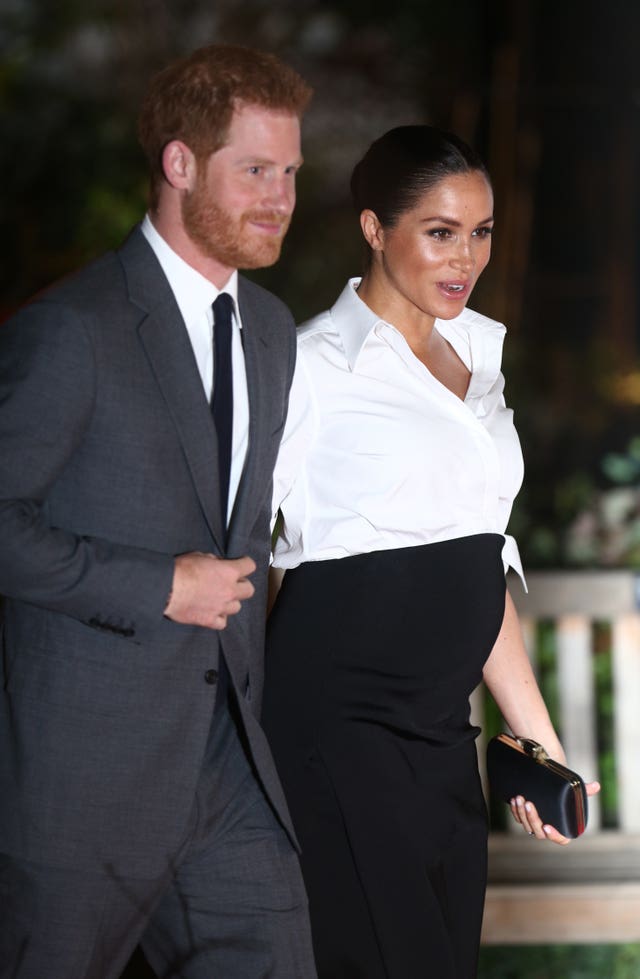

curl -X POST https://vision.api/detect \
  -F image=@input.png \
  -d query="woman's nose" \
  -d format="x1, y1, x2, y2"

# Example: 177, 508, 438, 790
450, 242, 474, 271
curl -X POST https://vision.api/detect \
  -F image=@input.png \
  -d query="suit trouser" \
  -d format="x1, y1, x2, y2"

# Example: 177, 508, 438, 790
0, 678, 317, 979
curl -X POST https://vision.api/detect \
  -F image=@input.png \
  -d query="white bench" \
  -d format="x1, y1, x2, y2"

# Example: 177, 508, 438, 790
477, 570, 640, 944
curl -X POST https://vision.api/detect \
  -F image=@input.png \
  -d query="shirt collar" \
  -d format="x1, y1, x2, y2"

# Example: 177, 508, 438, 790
330, 276, 505, 399
141, 214, 239, 326
330, 277, 385, 371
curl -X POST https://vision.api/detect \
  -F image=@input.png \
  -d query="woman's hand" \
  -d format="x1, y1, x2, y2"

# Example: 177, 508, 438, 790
509, 781, 601, 844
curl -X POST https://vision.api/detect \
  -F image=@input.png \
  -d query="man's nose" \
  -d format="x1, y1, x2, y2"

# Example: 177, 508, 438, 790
263, 176, 295, 213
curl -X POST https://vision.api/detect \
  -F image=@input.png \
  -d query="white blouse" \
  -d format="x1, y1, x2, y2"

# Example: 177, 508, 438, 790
272, 278, 525, 584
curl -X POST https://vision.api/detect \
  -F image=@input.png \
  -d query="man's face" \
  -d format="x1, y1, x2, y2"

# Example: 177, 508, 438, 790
182, 103, 302, 270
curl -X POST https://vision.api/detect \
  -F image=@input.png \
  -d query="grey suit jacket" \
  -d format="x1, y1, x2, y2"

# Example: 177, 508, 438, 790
0, 227, 297, 878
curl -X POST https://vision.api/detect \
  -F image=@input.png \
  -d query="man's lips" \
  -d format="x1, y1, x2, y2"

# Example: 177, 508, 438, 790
246, 213, 290, 235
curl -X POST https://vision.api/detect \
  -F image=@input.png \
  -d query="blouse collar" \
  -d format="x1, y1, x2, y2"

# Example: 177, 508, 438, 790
330, 277, 507, 399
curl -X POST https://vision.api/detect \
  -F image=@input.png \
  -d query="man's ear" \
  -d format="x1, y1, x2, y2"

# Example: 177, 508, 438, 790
161, 140, 197, 191
359, 209, 385, 253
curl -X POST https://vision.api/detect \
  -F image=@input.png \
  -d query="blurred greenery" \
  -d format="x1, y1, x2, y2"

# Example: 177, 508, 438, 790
592, 621, 618, 827
536, 620, 561, 736
478, 943, 640, 978
124, 941, 640, 977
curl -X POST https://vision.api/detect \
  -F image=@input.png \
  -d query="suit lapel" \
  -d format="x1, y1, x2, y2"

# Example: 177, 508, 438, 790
119, 229, 226, 551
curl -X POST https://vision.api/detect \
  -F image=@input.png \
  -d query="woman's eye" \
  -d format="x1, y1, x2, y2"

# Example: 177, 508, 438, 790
428, 228, 452, 240
473, 226, 493, 238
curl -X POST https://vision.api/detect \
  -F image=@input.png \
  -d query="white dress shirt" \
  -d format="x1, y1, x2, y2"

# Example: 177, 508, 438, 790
141, 216, 249, 523
272, 278, 525, 583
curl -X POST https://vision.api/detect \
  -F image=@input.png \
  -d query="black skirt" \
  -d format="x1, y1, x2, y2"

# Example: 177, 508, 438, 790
262, 534, 507, 979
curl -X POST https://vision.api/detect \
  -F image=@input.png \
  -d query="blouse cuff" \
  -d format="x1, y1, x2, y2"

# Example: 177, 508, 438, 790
502, 534, 528, 593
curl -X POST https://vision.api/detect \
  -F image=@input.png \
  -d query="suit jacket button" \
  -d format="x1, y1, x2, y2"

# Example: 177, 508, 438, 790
204, 669, 219, 685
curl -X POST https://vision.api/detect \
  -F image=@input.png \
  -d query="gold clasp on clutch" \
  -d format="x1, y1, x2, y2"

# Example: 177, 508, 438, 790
515, 736, 549, 762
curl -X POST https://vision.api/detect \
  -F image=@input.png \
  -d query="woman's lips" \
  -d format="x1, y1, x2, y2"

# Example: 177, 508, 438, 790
437, 281, 469, 299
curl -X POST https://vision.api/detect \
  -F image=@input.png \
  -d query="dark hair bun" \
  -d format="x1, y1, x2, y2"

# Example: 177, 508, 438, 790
350, 125, 489, 228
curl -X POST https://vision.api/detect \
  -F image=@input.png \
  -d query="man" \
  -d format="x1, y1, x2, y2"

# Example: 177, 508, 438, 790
0, 44, 316, 979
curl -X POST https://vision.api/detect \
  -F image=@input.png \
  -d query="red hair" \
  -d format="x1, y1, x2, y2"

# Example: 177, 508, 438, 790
138, 44, 312, 208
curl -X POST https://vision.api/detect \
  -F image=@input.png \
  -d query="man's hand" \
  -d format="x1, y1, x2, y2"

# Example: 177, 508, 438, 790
164, 552, 256, 630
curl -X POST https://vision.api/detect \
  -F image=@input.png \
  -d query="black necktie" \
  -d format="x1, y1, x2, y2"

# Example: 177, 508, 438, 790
211, 293, 234, 530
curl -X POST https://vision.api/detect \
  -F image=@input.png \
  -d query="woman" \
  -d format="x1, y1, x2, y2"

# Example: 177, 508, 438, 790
262, 126, 599, 979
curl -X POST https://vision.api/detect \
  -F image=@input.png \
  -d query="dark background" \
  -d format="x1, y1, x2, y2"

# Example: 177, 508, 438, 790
3, 0, 640, 568
3, 5, 639, 975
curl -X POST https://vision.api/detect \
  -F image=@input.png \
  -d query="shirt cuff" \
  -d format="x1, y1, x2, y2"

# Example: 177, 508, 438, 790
502, 534, 528, 593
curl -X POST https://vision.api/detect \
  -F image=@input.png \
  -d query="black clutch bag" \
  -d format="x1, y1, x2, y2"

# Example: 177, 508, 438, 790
486, 733, 588, 838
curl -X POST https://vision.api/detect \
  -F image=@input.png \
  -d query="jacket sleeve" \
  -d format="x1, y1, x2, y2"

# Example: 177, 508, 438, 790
0, 300, 174, 640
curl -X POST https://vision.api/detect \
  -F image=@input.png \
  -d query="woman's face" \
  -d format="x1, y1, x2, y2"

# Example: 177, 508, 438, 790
366, 170, 494, 325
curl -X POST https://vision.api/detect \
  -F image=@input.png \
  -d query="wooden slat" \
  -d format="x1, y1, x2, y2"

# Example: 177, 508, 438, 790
556, 615, 600, 830
612, 613, 640, 831
483, 571, 640, 943
485, 833, 640, 943
487, 830, 640, 883
512, 570, 640, 619
483, 882, 640, 944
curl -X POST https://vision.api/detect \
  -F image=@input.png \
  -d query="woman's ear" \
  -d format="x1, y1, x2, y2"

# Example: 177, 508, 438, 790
359, 209, 385, 253
161, 140, 197, 191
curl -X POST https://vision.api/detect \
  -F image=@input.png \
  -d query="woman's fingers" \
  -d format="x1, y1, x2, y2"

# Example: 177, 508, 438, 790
509, 796, 570, 844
